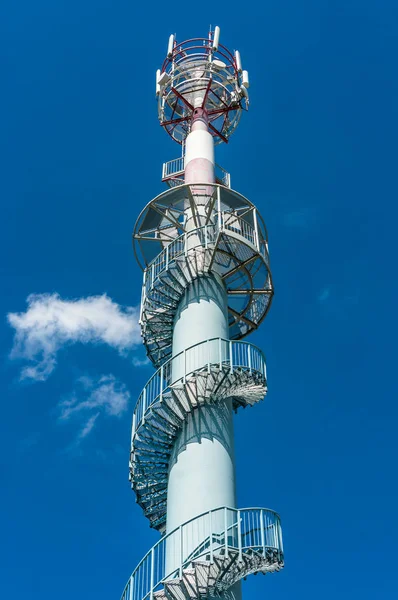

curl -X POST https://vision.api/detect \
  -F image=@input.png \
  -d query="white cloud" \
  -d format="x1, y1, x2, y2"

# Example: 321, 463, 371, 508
132, 356, 150, 367
78, 413, 100, 440
59, 374, 130, 421
7, 293, 141, 381
59, 374, 130, 441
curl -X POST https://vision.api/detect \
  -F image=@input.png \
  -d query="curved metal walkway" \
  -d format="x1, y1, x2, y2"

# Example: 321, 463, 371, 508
129, 337, 267, 532
134, 183, 274, 367
120, 506, 284, 600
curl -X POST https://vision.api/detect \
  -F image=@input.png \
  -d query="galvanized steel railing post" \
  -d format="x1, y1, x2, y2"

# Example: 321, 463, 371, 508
132, 413, 137, 439
278, 518, 284, 553
253, 208, 260, 252
260, 509, 265, 555
142, 388, 147, 425
209, 510, 213, 562
224, 507, 229, 557
179, 525, 183, 577
140, 284, 145, 324
160, 365, 164, 403
230, 340, 233, 374
150, 547, 154, 600
183, 349, 186, 384
237, 510, 242, 561
165, 245, 169, 270
217, 187, 222, 228
248, 344, 252, 373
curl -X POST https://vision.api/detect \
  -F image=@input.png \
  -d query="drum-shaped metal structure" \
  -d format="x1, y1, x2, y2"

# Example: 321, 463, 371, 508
157, 31, 249, 144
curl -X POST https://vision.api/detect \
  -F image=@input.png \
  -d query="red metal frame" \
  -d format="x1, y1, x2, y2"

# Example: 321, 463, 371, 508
159, 34, 241, 144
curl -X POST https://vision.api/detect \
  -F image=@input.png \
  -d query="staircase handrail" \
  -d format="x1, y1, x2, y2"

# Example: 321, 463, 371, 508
131, 337, 267, 440
142, 212, 268, 298
162, 158, 231, 188
120, 506, 283, 600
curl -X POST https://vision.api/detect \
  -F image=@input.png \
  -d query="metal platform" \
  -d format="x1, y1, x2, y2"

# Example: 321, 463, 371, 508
120, 506, 283, 600
157, 34, 248, 144
134, 184, 273, 367
162, 157, 231, 188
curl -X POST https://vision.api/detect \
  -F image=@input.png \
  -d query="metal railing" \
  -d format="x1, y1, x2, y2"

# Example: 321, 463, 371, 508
141, 212, 266, 303
215, 163, 231, 188
131, 337, 266, 440
162, 159, 231, 188
222, 212, 256, 247
120, 506, 283, 600
162, 157, 184, 180
142, 224, 216, 300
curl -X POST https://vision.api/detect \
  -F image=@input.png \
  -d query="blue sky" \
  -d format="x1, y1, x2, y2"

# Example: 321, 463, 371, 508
1, 1, 398, 598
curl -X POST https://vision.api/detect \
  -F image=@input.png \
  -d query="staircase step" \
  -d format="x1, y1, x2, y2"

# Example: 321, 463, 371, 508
137, 545, 283, 600
140, 487, 167, 504
181, 569, 198, 600
163, 395, 188, 421
191, 561, 210, 592
134, 433, 173, 450
164, 579, 189, 600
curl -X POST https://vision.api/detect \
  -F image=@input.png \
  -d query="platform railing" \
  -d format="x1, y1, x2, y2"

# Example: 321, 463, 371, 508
215, 163, 231, 188
131, 337, 266, 440
162, 157, 184, 180
162, 159, 231, 188
120, 506, 283, 600
141, 212, 267, 301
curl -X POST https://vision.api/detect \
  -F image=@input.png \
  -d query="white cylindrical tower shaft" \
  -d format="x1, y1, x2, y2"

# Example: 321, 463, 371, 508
184, 109, 215, 188
166, 110, 241, 599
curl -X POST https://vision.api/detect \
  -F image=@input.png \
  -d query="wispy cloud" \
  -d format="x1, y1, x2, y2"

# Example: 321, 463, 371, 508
317, 284, 359, 316
59, 374, 130, 442
132, 356, 150, 367
7, 293, 141, 381
318, 286, 331, 303
78, 413, 100, 440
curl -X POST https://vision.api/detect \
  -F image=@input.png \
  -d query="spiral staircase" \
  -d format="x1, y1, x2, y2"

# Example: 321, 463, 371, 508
120, 507, 284, 600
130, 337, 268, 531
122, 187, 284, 595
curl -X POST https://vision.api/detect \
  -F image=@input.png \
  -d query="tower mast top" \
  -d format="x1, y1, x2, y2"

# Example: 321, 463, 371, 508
156, 26, 250, 145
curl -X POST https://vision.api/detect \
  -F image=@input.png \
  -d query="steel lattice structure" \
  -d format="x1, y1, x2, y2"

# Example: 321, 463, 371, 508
120, 27, 284, 600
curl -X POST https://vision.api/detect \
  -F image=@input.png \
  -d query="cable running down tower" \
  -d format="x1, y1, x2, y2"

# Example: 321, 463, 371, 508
120, 27, 284, 600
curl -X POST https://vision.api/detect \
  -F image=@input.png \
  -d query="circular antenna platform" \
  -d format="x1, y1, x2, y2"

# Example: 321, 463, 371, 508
133, 183, 273, 364
156, 30, 249, 145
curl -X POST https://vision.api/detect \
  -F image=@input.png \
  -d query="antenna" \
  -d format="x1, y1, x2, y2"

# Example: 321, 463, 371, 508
155, 26, 250, 145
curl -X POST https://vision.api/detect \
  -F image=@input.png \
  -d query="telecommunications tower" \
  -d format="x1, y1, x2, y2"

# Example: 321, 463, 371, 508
120, 27, 284, 600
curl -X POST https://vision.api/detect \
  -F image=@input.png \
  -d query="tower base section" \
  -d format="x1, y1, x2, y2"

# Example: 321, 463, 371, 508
120, 506, 283, 600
